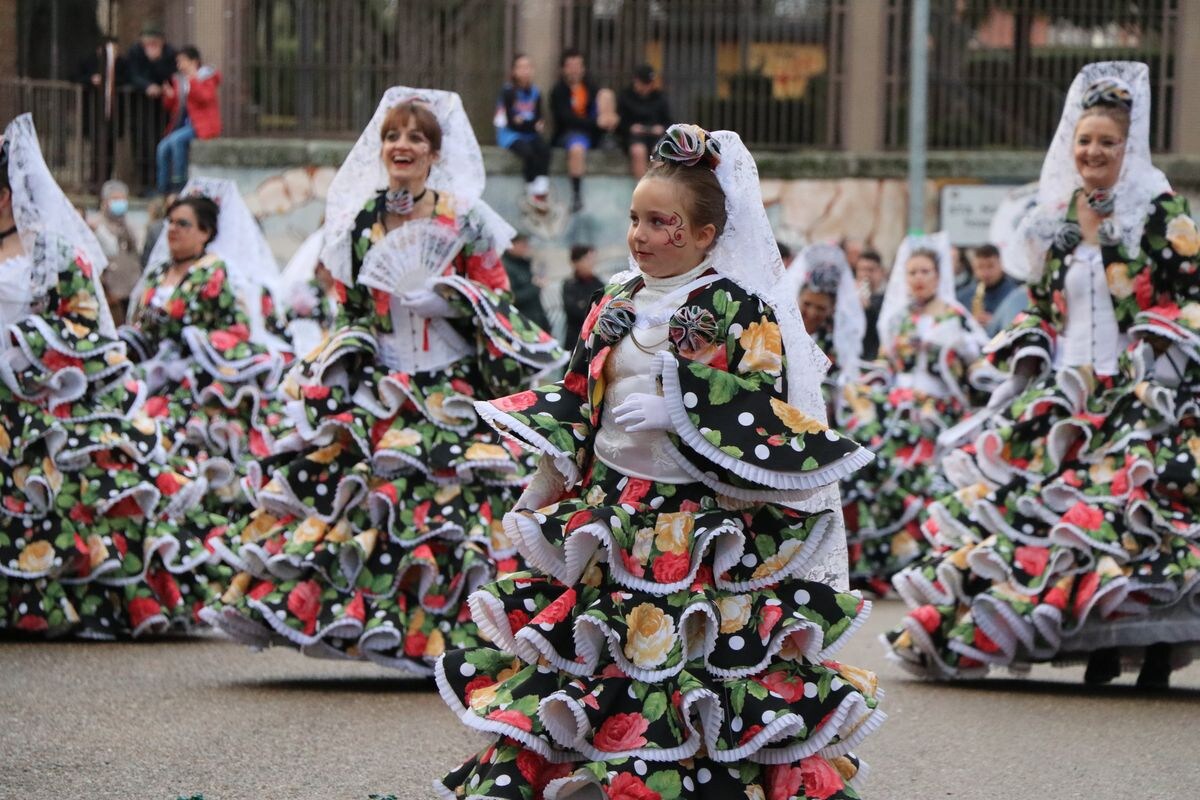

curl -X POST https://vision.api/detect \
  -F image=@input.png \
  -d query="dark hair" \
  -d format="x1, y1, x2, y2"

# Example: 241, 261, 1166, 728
974, 243, 1000, 259
560, 47, 584, 67
380, 101, 443, 155
167, 196, 219, 246
570, 244, 594, 263
1080, 103, 1131, 138
179, 45, 201, 63
511, 52, 529, 69
0, 141, 9, 193
907, 247, 941, 272
857, 249, 882, 266
642, 160, 727, 244
776, 241, 792, 261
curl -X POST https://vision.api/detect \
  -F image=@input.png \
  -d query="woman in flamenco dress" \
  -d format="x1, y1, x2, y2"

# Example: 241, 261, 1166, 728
839, 232, 988, 595
202, 88, 564, 672
126, 178, 290, 519
434, 124, 885, 800
886, 62, 1200, 689
0, 114, 226, 637
786, 242, 866, 415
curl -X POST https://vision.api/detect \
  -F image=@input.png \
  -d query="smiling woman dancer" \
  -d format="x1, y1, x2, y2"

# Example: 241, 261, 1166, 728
203, 88, 563, 672
434, 124, 883, 800
886, 62, 1200, 689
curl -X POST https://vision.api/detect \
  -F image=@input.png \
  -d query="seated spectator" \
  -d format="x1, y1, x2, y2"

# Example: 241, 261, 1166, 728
952, 244, 976, 306
158, 45, 221, 195
126, 23, 177, 194
550, 48, 616, 213
967, 242, 1021, 335
561, 243, 603, 347
495, 53, 551, 213
617, 64, 671, 178
90, 179, 142, 326
854, 249, 886, 361
502, 231, 551, 331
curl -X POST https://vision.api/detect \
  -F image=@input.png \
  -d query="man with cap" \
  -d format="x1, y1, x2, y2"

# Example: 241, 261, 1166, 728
616, 63, 672, 178
127, 23, 177, 193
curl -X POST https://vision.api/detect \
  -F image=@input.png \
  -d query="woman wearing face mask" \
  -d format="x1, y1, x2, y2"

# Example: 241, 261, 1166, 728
839, 233, 988, 595
202, 88, 564, 673
434, 125, 883, 800
887, 62, 1200, 688
789, 242, 866, 415
91, 180, 142, 326
0, 115, 223, 638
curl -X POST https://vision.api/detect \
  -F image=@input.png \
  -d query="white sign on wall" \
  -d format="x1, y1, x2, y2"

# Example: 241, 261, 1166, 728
939, 184, 1021, 247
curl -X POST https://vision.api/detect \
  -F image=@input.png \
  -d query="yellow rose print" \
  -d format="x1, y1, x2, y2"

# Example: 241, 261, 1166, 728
623, 602, 676, 669
18, 541, 55, 573
425, 628, 446, 658
464, 442, 509, 462
86, 534, 109, 568
308, 441, 344, 464
1180, 303, 1200, 329
653, 512, 693, 555
378, 428, 422, 450
434, 484, 463, 505
715, 594, 752, 634
737, 317, 783, 376
1166, 215, 1200, 257
1104, 262, 1133, 299
293, 517, 328, 544
769, 396, 827, 435
222, 572, 253, 603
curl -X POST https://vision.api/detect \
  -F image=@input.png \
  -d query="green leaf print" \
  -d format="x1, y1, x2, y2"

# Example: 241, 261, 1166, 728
706, 370, 739, 406
835, 593, 861, 616
646, 771, 682, 800
747, 680, 769, 701
642, 691, 668, 722
730, 681, 747, 715
817, 670, 834, 702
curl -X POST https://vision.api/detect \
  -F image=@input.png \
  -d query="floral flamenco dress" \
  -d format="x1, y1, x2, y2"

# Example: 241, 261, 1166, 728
436, 262, 884, 800
0, 236, 222, 637
202, 190, 563, 671
124, 252, 285, 485
886, 191, 1200, 677
840, 304, 984, 594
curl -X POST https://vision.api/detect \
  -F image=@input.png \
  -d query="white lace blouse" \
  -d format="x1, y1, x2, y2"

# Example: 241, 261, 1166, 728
1059, 243, 1124, 376
0, 254, 34, 353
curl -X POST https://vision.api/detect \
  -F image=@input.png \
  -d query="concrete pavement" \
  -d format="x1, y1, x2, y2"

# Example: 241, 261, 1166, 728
2, 599, 1196, 799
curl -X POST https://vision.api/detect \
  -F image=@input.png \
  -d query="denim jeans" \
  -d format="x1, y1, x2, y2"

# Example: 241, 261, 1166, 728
156, 122, 196, 194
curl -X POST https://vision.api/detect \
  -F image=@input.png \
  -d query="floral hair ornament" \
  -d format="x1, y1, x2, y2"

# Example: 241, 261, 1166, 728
803, 260, 842, 296
1081, 77, 1134, 112
653, 123, 721, 170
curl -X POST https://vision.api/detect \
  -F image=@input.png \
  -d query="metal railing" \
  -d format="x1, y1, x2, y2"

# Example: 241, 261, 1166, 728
219, 0, 518, 138
557, 0, 845, 149
884, 0, 1179, 150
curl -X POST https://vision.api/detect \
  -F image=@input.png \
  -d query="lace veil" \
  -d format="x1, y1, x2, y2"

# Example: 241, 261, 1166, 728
320, 86, 515, 286
3, 114, 115, 334
786, 242, 865, 379
1009, 61, 1170, 282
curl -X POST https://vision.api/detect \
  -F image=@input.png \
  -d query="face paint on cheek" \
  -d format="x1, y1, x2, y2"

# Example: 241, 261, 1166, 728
662, 212, 687, 248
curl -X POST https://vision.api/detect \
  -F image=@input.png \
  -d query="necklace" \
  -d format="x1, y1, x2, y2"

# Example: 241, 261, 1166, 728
1085, 186, 1115, 215
629, 327, 669, 355
172, 251, 204, 268
0, 224, 16, 244
385, 187, 428, 216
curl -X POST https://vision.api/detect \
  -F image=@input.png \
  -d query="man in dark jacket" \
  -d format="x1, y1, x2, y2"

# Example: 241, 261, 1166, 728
617, 64, 671, 178
550, 49, 616, 213
561, 244, 603, 348
75, 36, 129, 190
126, 24, 177, 194
502, 232, 551, 332
855, 249, 887, 361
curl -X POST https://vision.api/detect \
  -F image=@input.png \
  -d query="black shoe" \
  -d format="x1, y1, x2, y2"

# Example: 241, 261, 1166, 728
1136, 642, 1172, 690
1084, 647, 1121, 685
570, 194, 584, 214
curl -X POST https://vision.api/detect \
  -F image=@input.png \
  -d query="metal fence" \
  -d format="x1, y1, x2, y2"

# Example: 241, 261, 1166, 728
219, 0, 518, 138
883, 0, 1180, 150
557, 0, 845, 149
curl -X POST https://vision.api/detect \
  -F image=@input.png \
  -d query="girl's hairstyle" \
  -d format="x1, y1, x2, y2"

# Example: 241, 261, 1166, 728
907, 247, 941, 273
167, 195, 219, 246
1078, 77, 1132, 136
645, 124, 727, 243
380, 101, 443, 154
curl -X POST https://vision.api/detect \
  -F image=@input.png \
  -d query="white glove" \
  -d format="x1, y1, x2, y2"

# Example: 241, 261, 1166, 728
612, 392, 672, 432
397, 288, 458, 318
986, 374, 1030, 412
515, 459, 566, 512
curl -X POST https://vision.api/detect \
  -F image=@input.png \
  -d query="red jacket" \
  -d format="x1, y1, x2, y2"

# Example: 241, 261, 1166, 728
164, 67, 222, 139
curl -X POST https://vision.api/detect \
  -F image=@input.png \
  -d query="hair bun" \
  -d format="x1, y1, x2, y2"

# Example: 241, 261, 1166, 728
1081, 77, 1133, 111
654, 124, 721, 170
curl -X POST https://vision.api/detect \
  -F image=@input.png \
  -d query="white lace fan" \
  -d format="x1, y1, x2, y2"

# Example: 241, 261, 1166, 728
357, 220, 467, 295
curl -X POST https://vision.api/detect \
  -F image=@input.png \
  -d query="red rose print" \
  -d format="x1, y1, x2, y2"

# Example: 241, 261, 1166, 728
755, 670, 805, 703
249, 428, 270, 457
249, 580, 276, 601
767, 764, 805, 800
155, 472, 182, 497
911, 604, 942, 634
1073, 571, 1101, 619
412, 500, 432, 530
464, 675, 496, 698
1133, 270, 1153, 309
303, 385, 331, 400
1062, 502, 1104, 532
758, 604, 784, 641
496, 557, 519, 573
43, 350, 84, 371
201, 268, 226, 300
17, 614, 49, 632
145, 569, 182, 609
334, 282, 348, 304
973, 626, 1001, 654
403, 630, 429, 657
563, 370, 588, 398
532, 588, 576, 626
228, 323, 251, 342
261, 291, 274, 316
111, 533, 128, 556
143, 396, 169, 417
581, 297, 610, 341
450, 378, 475, 397
605, 772, 661, 800
651, 551, 690, 583
128, 596, 163, 628
589, 348, 610, 379
492, 391, 538, 413
618, 478, 653, 507
210, 330, 242, 351
372, 288, 390, 317
1042, 585, 1068, 610
565, 510, 593, 533
708, 345, 728, 372
620, 550, 646, 579
507, 608, 530, 632
1014, 546, 1050, 577
76, 254, 93, 279
593, 712, 650, 751
69, 503, 95, 525
486, 708, 533, 732
690, 564, 714, 591
740, 724, 764, 745
167, 298, 187, 319
799, 756, 845, 800
425, 594, 448, 609
286, 580, 322, 635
